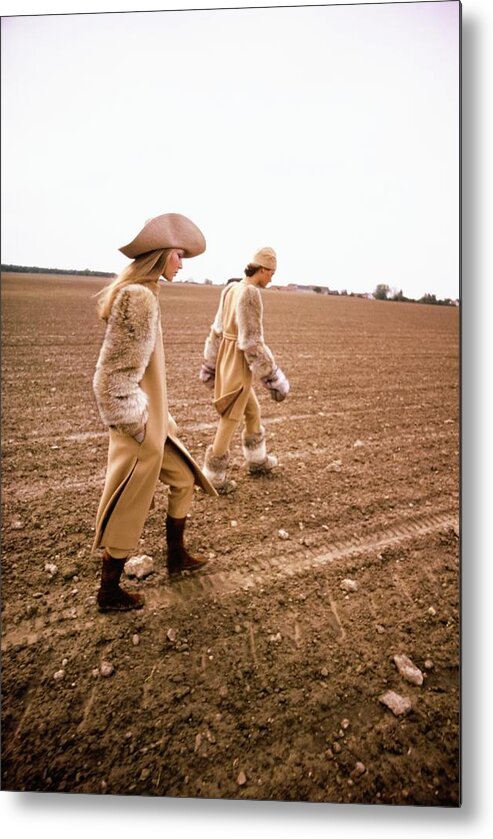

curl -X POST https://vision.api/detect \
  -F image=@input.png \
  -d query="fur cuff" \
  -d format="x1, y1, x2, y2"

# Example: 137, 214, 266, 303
93, 284, 158, 429
204, 328, 221, 366
242, 426, 267, 464
203, 445, 231, 484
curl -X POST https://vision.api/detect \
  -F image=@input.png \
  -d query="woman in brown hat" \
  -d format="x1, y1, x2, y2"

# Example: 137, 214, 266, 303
199, 247, 290, 493
92, 213, 217, 612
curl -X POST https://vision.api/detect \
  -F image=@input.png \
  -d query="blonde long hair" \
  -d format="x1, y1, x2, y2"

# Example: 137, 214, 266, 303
96, 248, 172, 321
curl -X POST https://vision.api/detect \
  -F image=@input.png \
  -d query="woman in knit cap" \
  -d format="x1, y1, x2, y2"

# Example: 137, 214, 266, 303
199, 246, 290, 493
92, 213, 217, 612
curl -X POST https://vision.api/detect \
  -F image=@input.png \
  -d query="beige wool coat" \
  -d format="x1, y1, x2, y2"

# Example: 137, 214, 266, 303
204, 279, 278, 420
92, 281, 216, 553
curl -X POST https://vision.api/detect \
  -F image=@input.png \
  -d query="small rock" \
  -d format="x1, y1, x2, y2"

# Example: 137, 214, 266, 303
353, 439, 364, 448
53, 669, 65, 681
340, 578, 358, 592
61, 566, 78, 581
45, 563, 58, 577
379, 690, 412, 716
268, 632, 282, 643
231, 520, 238, 528
320, 667, 329, 677
354, 762, 366, 775
11, 518, 23, 530
424, 659, 434, 670
132, 634, 140, 646
219, 685, 228, 698
91, 668, 99, 678
326, 460, 342, 472
332, 742, 342, 753
341, 719, 350, 730
124, 555, 154, 579
167, 628, 177, 643
278, 529, 289, 540
100, 661, 114, 678
376, 624, 386, 634
394, 654, 424, 686
428, 606, 437, 616
62, 658, 68, 667
237, 770, 247, 786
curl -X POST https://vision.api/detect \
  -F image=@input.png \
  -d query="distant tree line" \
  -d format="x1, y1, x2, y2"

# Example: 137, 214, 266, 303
0, 266, 458, 304
1, 264, 116, 278
373, 283, 458, 306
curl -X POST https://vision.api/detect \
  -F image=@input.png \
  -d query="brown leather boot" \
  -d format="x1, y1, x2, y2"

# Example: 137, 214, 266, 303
166, 515, 208, 577
97, 552, 145, 612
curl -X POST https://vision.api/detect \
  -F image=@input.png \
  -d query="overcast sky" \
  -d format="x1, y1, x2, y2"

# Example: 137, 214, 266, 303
1, 1, 460, 299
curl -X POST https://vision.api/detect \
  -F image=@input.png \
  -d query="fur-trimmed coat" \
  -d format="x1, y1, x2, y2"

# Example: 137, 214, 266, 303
92, 281, 216, 553
203, 279, 278, 420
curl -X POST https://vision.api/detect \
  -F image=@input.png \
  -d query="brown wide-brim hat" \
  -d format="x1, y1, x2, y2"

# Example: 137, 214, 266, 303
119, 213, 206, 259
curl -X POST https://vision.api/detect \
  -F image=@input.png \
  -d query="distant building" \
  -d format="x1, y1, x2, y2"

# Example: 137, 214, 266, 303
283, 283, 376, 297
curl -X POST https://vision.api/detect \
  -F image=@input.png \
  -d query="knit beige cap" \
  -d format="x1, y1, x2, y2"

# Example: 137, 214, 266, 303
251, 246, 277, 271
119, 213, 206, 259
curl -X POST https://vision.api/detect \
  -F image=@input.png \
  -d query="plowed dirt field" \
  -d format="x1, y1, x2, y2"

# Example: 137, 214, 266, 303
1, 273, 460, 805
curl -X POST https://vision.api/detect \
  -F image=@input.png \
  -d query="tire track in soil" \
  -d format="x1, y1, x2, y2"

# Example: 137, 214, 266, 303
1, 510, 458, 654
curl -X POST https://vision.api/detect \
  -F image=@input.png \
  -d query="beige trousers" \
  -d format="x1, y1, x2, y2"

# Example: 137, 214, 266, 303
212, 388, 262, 457
106, 439, 194, 558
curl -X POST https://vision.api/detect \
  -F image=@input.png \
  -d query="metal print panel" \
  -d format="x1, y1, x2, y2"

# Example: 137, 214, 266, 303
1, 0, 460, 807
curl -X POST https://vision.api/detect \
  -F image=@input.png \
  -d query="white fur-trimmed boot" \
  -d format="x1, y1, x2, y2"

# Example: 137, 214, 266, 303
203, 445, 237, 494
242, 426, 278, 475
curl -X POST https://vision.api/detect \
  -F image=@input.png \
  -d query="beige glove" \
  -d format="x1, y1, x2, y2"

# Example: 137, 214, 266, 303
199, 362, 216, 389
260, 367, 290, 402
133, 426, 145, 443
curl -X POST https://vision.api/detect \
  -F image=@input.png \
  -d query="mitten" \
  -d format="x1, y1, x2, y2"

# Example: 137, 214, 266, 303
199, 362, 216, 389
261, 367, 290, 402
133, 427, 145, 444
